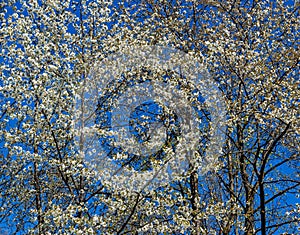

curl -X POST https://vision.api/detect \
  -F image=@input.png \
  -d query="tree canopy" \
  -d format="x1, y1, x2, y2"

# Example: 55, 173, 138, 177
0, 0, 299, 234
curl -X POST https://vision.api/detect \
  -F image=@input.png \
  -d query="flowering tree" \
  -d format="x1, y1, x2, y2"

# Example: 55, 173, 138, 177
0, 0, 299, 234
